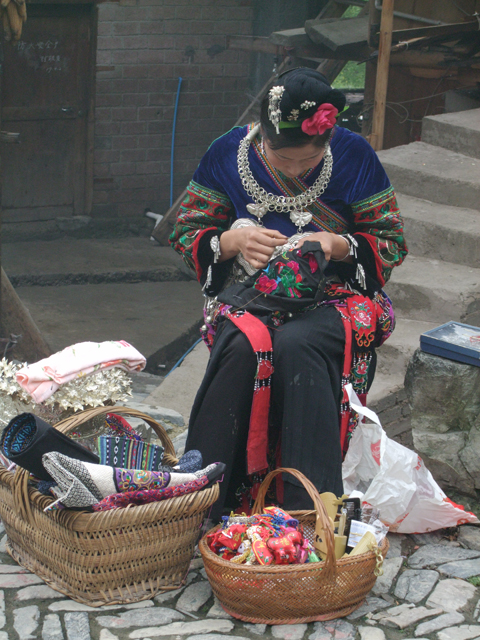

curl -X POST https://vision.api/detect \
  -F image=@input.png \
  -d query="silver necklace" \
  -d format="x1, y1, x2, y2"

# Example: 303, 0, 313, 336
237, 123, 333, 232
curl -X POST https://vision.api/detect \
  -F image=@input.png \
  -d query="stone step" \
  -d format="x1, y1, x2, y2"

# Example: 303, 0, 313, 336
376, 317, 438, 376
377, 142, 480, 211
384, 254, 480, 325
421, 107, 480, 160
369, 318, 437, 407
2, 237, 194, 286
398, 193, 480, 268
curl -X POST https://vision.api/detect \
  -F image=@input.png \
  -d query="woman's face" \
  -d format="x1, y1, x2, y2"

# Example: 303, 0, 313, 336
263, 139, 325, 178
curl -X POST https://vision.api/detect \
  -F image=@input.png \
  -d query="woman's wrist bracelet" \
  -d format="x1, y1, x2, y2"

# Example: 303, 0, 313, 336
330, 235, 351, 262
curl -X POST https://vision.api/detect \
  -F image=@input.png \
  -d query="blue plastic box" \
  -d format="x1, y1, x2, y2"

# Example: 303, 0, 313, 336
420, 321, 480, 367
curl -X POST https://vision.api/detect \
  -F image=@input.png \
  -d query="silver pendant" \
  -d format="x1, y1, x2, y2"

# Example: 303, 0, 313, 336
289, 209, 312, 233
246, 203, 268, 224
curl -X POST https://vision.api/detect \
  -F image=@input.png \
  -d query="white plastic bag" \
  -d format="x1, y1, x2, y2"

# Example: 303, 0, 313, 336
342, 384, 479, 533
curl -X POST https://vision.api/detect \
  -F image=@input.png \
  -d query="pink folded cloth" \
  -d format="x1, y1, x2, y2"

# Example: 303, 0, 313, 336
16, 340, 146, 403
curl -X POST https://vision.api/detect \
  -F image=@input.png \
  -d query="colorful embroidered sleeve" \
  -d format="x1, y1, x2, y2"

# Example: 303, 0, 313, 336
169, 180, 233, 279
351, 186, 408, 286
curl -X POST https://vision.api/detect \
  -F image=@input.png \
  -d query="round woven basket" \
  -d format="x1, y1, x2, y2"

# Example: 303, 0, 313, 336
0, 405, 219, 606
199, 468, 388, 624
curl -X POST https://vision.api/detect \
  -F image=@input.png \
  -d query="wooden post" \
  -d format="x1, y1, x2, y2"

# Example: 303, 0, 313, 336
1, 268, 52, 362
369, 0, 395, 151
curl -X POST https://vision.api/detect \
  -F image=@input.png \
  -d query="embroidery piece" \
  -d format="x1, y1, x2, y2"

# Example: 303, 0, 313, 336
92, 475, 209, 511
98, 435, 165, 472
169, 180, 232, 275
352, 186, 407, 285
114, 468, 170, 492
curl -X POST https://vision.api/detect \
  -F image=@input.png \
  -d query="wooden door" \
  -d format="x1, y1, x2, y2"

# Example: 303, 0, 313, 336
1, 3, 95, 224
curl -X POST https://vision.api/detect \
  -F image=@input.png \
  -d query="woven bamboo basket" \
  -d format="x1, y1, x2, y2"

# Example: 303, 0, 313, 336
0, 405, 219, 607
200, 468, 388, 625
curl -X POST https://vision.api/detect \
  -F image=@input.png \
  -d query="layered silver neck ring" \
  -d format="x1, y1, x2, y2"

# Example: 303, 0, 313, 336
237, 123, 333, 229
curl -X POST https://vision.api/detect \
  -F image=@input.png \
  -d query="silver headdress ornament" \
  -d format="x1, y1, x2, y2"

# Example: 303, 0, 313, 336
300, 100, 316, 110
268, 85, 285, 134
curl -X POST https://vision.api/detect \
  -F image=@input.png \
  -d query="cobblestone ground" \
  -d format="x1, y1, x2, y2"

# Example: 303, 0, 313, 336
1, 522, 480, 640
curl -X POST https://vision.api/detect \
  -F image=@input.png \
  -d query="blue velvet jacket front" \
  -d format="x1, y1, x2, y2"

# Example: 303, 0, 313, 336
170, 124, 408, 293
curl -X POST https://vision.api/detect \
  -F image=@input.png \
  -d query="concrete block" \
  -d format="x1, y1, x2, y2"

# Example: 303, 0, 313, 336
384, 255, 480, 323
422, 107, 480, 159
377, 142, 480, 211
398, 193, 480, 268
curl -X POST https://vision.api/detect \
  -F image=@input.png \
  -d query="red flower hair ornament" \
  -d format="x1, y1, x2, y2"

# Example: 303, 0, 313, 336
301, 103, 338, 136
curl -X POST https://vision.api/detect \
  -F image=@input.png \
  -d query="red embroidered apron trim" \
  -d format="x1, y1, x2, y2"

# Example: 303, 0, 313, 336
226, 310, 273, 475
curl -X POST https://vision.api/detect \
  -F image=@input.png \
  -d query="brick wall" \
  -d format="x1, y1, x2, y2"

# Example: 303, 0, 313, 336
92, 0, 253, 230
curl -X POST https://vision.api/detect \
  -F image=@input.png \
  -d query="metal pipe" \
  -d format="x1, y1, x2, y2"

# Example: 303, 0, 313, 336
374, 0, 445, 25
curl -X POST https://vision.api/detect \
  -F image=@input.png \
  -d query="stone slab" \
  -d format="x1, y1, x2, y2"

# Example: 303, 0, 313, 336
358, 627, 385, 640
385, 533, 406, 559
206, 597, 232, 620
96, 607, 184, 628
347, 597, 390, 620
415, 612, 465, 637
0, 573, 44, 588
458, 527, 480, 551
64, 612, 90, 640
176, 581, 212, 614
42, 613, 63, 640
13, 604, 39, 640
129, 619, 235, 638
243, 623, 267, 635
308, 620, 356, 640
405, 350, 480, 496
411, 532, 452, 546
426, 579, 477, 612
408, 545, 480, 569
100, 631, 120, 640
15, 585, 64, 601
377, 142, 480, 211
381, 606, 444, 629
271, 623, 308, 640
437, 625, 480, 640
372, 602, 414, 621
438, 558, 480, 579
371, 557, 403, 595
394, 569, 439, 603
186, 636, 250, 640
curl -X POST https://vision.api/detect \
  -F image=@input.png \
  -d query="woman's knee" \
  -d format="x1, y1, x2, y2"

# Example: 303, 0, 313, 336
220, 329, 257, 373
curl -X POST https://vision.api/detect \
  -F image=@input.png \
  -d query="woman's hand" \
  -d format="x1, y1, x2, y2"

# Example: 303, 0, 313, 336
219, 227, 288, 269
296, 232, 352, 262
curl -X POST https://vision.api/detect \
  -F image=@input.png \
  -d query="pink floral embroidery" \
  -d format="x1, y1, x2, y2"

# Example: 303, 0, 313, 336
352, 302, 372, 328
301, 103, 338, 136
305, 253, 318, 274
285, 261, 299, 274
254, 274, 278, 293
356, 360, 368, 375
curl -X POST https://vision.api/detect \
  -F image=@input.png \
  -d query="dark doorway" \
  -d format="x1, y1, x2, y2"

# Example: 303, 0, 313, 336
1, 2, 96, 225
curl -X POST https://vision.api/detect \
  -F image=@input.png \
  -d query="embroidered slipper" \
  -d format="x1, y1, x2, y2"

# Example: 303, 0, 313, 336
42, 451, 223, 508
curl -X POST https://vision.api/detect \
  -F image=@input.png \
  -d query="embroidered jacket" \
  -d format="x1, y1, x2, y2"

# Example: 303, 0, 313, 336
169, 124, 408, 292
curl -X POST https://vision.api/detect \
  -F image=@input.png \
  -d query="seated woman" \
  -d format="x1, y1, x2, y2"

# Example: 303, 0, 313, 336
170, 67, 408, 519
